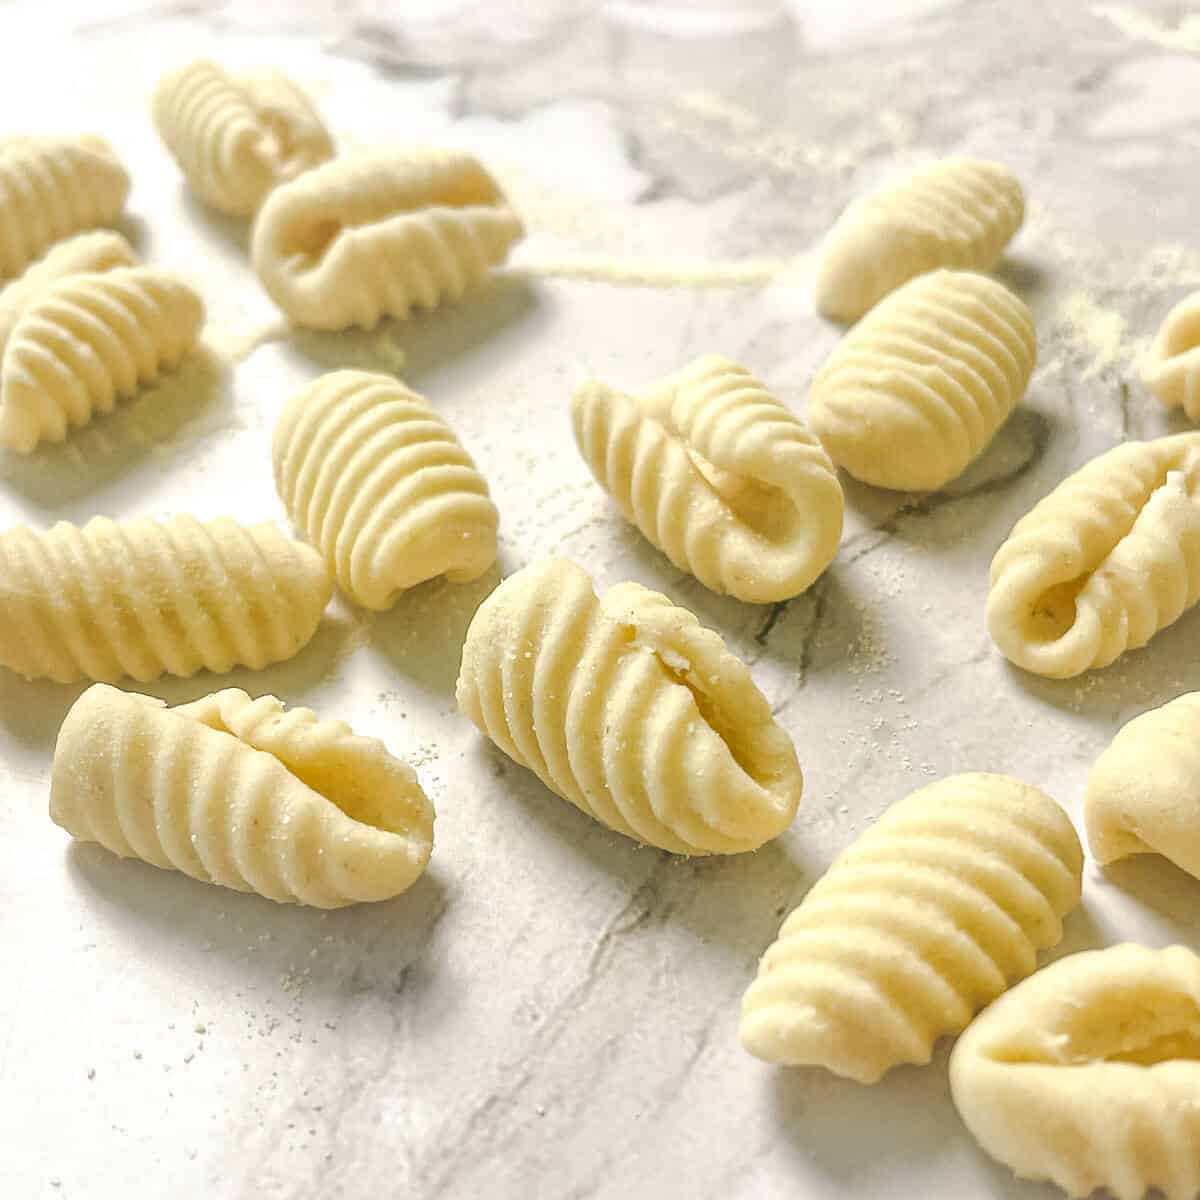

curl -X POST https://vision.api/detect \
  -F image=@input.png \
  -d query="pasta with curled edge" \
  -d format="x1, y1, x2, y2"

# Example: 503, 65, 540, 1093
987, 434, 1200, 678
950, 944, 1200, 1200
571, 355, 843, 603
251, 148, 524, 330
807, 269, 1036, 491
273, 370, 498, 610
739, 773, 1082, 1083
51, 685, 434, 908
0, 266, 205, 453
456, 557, 802, 855
0, 515, 332, 684
814, 157, 1024, 322
1142, 290, 1200, 422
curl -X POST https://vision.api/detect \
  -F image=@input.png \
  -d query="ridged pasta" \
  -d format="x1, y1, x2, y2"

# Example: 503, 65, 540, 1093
0, 515, 332, 683
807, 269, 1037, 491
455, 557, 802, 855
273, 370, 498, 610
814, 157, 1025, 322
0, 136, 130, 279
1142, 290, 1200, 421
739, 773, 1082, 1083
571, 355, 843, 603
51, 685, 434, 908
0, 266, 205, 453
987, 433, 1200, 678
950, 944, 1200, 1200
153, 59, 333, 215
251, 148, 524, 330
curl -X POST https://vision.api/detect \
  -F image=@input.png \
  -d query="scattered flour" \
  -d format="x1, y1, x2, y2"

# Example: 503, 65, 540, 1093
1053, 290, 1130, 378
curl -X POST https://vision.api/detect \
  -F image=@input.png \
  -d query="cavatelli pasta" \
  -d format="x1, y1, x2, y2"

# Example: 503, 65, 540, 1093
273, 370, 499, 610
739, 773, 1082, 1083
51, 685, 434, 908
571, 355, 843, 603
1142, 290, 1200, 422
0, 515, 332, 683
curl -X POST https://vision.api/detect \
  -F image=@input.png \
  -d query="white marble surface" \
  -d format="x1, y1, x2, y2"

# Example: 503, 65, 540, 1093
2, 1, 1200, 1197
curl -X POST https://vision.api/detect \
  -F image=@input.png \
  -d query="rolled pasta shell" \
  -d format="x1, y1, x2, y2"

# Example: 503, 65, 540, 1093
1142, 290, 1200, 422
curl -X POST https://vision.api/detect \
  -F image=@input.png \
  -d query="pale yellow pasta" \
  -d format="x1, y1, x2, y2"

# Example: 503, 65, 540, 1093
571, 355, 843, 603
814, 157, 1024, 322
0, 266, 205, 453
807, 269, 1036, 491
456, 557, 802, 855
273, 370, 498, 610
950, 944, 1200, 1200
0, 515, 332, 683
153, 59, 333, 215
1142, 290, 1200, 421
251, 148, 524, 330
51, 685, 434, 908
987, 434, 1200, 678
740, 773, 1082, 1083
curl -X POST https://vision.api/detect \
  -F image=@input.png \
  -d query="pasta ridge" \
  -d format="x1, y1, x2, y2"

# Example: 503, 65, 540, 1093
1142, 290, 1200, 421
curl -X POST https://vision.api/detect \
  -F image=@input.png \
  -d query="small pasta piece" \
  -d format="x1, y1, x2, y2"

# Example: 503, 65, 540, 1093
807, 269, 1036, 491
0, 515, 332, 683
273, 370, 498, 609
740, 773, 1082, 1083
1142, 290, 1200, 421
456, 557, 802, 855
0, 136, 131, 279
153, 59, 333, 215
0, 266, 205, 453
251, 148, 524, 330
987, 434, 1200, 678
571, 355, 843, 603
814, 157, 1025, 322
51, 685, 434, 908
950, 944, 1200, 1200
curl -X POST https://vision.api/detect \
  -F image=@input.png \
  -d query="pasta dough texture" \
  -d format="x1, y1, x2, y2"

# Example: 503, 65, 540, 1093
51, 685, 434, 908
0, 515, 332, 683
807, 269, 1036, 491
950, 944, 1200, 1200
273, 370, 499, 609
0, 266, 205, 453
153, 59, 334, 215
987, 434, 1200, 678
814, 157, 1024, 322
739, 773, 1082, 1083
455, 557, 802, 855
571, 355, 843, 602
1142, 290, 1200, 421
0, 136, 131, 279
252, 149, 524, 330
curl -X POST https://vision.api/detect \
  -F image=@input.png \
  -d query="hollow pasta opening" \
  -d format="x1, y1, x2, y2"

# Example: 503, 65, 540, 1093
686, 449, 801, 544
286, 216, 343, 268
1025, 577, 1084, 643
1105, 1028, 1200, 1066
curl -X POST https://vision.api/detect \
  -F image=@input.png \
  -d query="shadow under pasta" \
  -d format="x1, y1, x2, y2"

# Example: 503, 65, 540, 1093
178, 183, 252, 254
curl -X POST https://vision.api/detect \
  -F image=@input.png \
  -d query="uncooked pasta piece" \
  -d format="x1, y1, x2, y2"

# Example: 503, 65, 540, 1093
950, 944, 1200, 1200
807, 269, 1036, 491
1142, 290, 1200, 421
814, 157, 1024, 322
0, 515, 332, 683
987, 433, 1200, 678
571, 355, 843, 603
51, 685, 433, 908
455, 557, 802, 855
273, 370, 498, 609
251, 148, 524, 330
740, 773, 1082, 1083
0, 266, 205, 453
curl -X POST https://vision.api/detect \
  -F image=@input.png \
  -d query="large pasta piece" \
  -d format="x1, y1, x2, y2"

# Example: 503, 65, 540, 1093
571, 355, 843, 603
0, 136, 130, 279
1142, 290, 1200, 421
807, 269, 1036, 491
456, 557, 802, 855
987, 433, 1200, 678
51, 685, 434, 908
153, 59, 333, 215
814, 157, 1024, 322
0, 515, 332, 683
739, 773, 1082, 1083
0, 266, 205, 453
251, 149, 524, 330
273, 369, 498, 609
950, 944, 1200, 1200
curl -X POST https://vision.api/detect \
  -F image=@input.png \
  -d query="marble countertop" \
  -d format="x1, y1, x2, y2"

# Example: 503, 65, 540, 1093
3, 1, 1200, 1197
